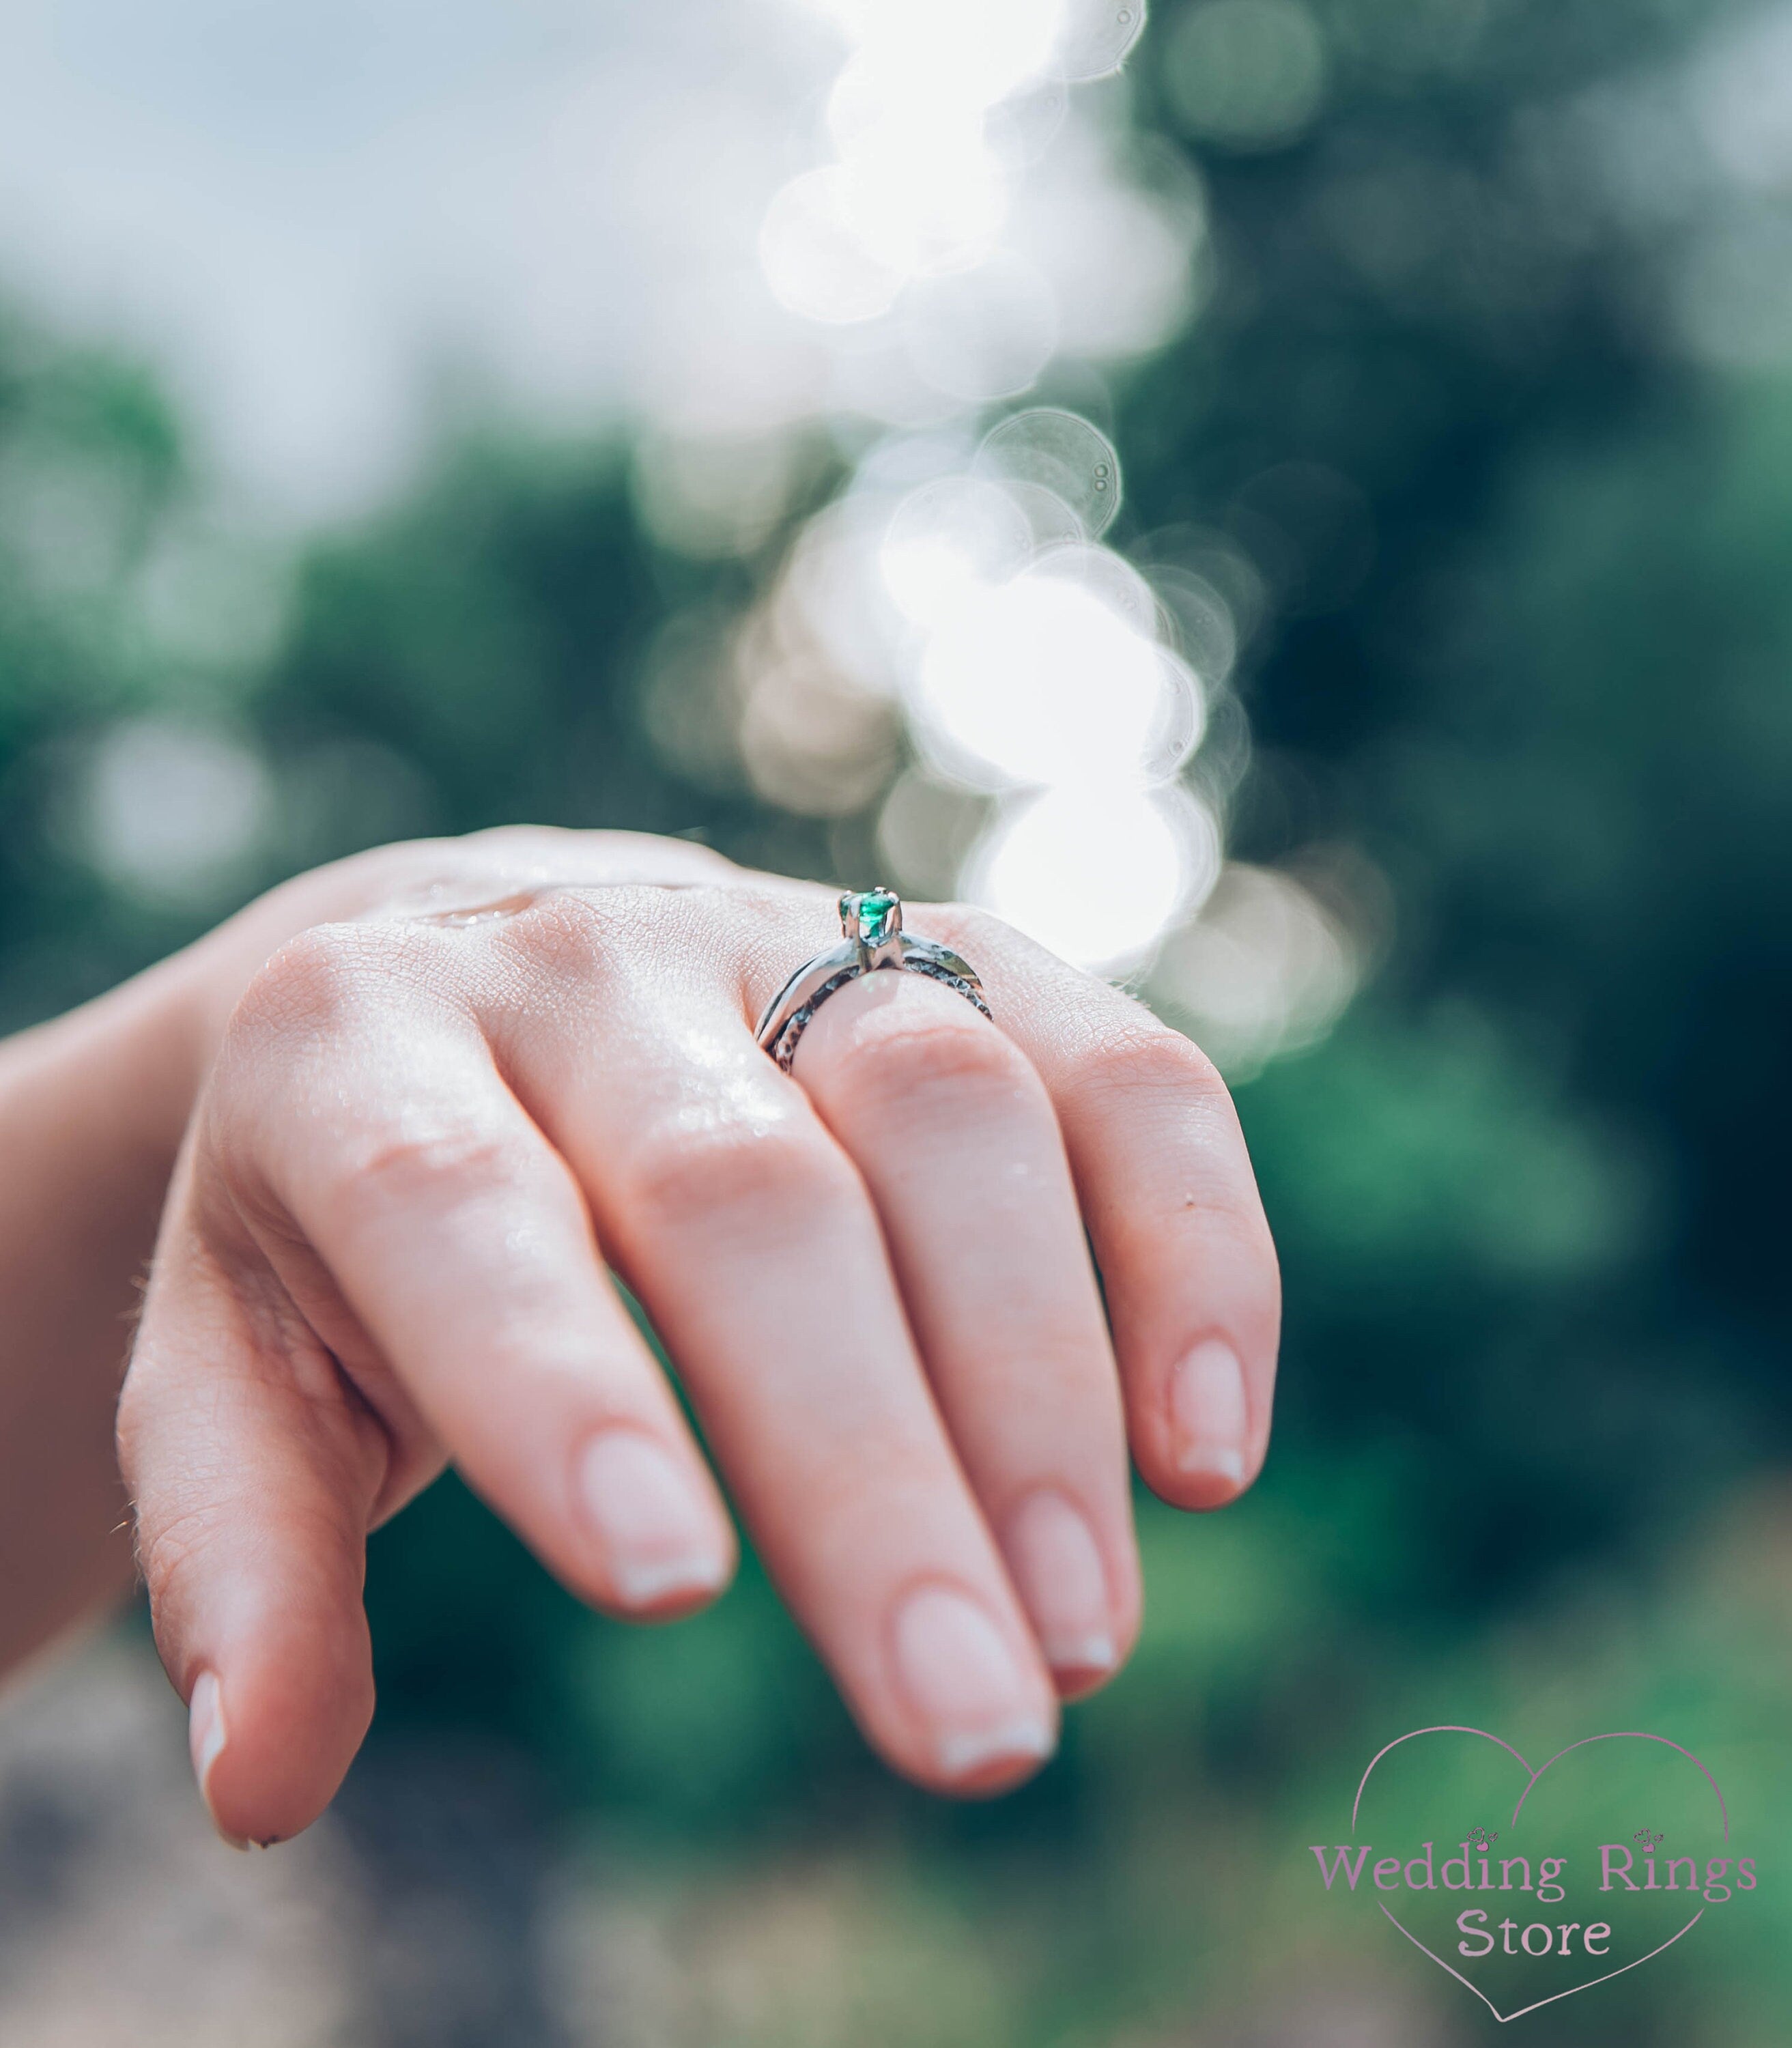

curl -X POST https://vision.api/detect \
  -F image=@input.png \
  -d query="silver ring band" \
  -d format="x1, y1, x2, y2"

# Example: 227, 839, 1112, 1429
755, 888, 991, 1072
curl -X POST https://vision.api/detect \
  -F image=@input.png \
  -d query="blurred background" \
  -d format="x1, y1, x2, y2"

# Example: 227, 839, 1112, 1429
1, 0, 1789, 2040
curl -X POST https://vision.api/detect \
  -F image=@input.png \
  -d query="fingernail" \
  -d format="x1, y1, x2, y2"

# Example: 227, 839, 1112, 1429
575, 1430, 730, 1609
891, 1584, 1055, 1782
1002, 1490, 1116, 1686
1171, 1339, 1250, 1498
188, 1670, 248, 1851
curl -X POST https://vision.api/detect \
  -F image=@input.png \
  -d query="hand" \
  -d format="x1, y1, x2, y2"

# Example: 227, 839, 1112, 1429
118, 828, 1279, 1845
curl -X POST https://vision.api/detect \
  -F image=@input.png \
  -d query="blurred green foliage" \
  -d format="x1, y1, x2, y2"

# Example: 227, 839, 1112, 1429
1, 0, 1789, 2038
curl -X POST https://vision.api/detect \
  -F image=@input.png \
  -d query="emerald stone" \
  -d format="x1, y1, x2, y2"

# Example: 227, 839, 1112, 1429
849, 887, 900, 947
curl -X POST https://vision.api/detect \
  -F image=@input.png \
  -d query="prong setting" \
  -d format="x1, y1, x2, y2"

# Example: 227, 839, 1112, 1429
840, 887, 905, 970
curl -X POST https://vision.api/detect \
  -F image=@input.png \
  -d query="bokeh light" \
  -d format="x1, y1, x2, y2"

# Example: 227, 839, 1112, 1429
880, 477, 1033, 627
1150, 859, 1367, 1075
912, 560, 1199, 791
1162, 0, 1327, 153
759, 169, 907, 325
65, 718, 271, 907
977, 407, 1123, 537
967, 784, 1219, 971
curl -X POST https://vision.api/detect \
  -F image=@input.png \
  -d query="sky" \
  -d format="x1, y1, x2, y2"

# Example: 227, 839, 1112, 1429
0, 0, 827, 517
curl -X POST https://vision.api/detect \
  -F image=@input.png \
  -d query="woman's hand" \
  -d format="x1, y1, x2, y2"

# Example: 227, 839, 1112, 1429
118, 828, 1279, 1845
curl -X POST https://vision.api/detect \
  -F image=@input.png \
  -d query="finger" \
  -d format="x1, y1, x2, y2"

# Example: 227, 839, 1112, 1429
490, 888, 1062, 1794
119, 1174, 386, 1848
208, 926, 738, 1621
790, 966, 1138, 1698
924, 909, 1281, 1511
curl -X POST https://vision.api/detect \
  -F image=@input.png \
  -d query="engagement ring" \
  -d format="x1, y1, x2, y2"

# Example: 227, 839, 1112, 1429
755, 889, 991, 1072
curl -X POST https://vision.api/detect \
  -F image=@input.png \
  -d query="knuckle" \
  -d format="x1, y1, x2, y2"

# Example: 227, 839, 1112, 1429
1072, 1019, 1229, 1113
328, 1123, 536, 1217
505, 888, 627, 983
620, 1112, 850, 1235
225, 923, 397, 1055
503, 883, 737, 988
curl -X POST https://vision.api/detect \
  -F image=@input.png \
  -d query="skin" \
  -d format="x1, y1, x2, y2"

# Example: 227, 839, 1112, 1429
0, 827, 1279, 1847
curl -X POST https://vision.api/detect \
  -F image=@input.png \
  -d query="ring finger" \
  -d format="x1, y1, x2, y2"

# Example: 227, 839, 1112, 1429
788, 963, 1138, 1697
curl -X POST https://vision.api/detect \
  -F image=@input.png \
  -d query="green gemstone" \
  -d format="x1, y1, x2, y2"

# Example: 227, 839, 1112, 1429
854, 887, 900, 947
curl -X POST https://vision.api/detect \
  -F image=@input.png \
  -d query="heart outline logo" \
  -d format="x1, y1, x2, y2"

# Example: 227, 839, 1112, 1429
1352, 1726, 1729, 2024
